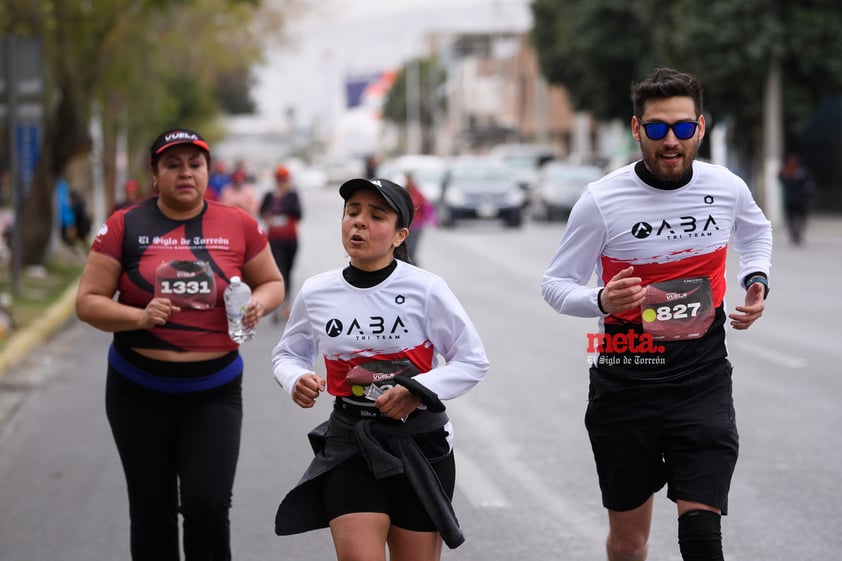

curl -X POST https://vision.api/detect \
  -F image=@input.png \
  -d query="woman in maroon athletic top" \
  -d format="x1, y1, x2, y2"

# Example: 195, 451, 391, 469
76, 128, 284, 561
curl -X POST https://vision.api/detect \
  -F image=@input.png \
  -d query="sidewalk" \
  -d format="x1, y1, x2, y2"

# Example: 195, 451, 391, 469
0, 279, 79, 430
0, 281, 79, 434
0, 279, 79, 382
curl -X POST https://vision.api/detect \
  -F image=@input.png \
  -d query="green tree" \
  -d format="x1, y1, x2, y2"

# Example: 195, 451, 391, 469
94, 0, 275, 205
1, 0, 292, 266
530, 0, 842, 170
530, 1, 652, 121
382, 56, 446, 154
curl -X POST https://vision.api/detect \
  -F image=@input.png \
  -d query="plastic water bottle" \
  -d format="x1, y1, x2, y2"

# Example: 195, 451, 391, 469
224, 276, 254, 343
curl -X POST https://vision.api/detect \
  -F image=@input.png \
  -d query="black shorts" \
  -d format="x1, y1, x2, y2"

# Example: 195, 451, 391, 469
584, 358, 738, 514
322, 429, 455, 532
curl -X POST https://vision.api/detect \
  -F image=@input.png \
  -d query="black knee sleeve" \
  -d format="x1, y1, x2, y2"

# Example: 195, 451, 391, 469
678, 509, 724, 561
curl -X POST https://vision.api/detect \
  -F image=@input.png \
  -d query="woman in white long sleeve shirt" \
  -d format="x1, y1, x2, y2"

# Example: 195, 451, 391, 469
271, 177, 489, 561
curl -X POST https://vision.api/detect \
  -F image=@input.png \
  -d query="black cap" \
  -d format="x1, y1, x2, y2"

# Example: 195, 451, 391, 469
150, 128, 210, 161
339, 177, 414, 227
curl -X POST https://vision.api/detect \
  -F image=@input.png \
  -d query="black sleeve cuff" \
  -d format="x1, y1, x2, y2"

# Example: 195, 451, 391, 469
597, 288, 608, 314
394, 376, 445, 412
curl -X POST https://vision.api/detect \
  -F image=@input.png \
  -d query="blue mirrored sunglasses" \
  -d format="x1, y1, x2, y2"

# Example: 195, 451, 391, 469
640, 120, 699, 140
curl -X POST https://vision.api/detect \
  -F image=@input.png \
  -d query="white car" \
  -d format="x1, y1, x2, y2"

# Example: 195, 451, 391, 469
377, 154, 447, 202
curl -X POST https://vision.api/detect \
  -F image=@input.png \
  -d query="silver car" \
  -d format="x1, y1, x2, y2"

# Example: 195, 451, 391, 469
531, 161, 604, 221
438, 156, 525, 228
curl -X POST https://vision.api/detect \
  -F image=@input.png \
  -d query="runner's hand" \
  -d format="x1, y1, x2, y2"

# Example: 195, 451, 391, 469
141, 297, 181, 328
729, 282, 765, 330
243, 299, 264, 329
293, 373, 325, 408
376, 385, 422, 422
600, 266, 645, 314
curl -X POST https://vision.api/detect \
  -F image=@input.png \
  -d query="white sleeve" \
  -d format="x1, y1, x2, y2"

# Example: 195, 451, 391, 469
270, 291, 318, 397
413, 277, 489, 401
732, 181, 773, 285
541, 190, 608, 317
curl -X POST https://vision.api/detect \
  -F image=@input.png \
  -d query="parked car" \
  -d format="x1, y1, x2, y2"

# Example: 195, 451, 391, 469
530, 161, 604, 221
438, 156, 525, 228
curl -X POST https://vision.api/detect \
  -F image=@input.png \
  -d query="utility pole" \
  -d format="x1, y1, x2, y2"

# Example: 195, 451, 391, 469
1, 36, 43, 296
406, 58, 422, 154
762, 57, 783, 225
533, 74, 548, 144
3, 37, 20, 294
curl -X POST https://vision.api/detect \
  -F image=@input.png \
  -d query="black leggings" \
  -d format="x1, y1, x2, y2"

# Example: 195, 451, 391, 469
268, 238, 298, 290
105, 367, 243, 561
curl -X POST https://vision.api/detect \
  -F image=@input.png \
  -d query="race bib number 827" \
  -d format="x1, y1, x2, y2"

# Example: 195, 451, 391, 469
640, 277, 714, 341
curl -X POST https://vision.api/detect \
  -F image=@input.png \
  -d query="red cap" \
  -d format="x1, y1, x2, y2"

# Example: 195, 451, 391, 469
275, 165, 290, 180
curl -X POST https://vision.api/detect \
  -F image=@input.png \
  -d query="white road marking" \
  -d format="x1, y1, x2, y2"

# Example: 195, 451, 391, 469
454, 450, 509, 509
452, 401, 605, 542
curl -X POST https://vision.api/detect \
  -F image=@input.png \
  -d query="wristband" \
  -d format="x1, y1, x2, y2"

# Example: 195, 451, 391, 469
746, 275, 769, 299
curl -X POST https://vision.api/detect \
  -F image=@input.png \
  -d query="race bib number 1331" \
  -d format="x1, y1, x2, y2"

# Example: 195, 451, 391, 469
154, 260, 217, 310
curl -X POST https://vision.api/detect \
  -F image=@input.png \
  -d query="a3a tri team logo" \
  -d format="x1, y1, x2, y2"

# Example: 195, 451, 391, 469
631, 214, 719, 239
325, 315, 408, 339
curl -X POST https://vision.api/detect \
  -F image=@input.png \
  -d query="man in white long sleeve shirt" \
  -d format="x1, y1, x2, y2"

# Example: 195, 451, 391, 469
542, 68, 772, 561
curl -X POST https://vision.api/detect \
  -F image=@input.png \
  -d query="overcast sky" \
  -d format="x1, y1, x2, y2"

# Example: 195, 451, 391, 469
253, 0, 533, 128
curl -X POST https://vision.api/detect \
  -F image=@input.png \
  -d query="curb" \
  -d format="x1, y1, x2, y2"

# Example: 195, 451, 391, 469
0, 278, 79, 382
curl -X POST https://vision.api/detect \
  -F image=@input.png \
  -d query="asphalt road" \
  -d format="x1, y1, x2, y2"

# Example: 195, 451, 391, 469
1, 185, 840, 560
